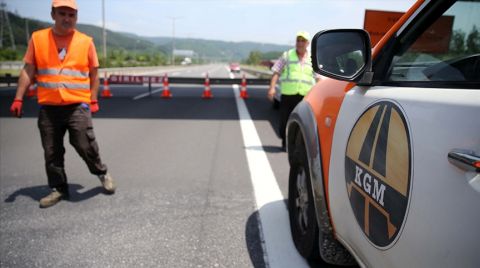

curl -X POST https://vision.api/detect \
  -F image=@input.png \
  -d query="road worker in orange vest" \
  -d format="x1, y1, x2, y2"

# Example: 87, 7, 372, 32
9, 0, 116, 208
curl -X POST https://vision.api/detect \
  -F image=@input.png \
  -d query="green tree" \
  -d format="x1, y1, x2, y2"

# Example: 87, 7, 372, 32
450, 30, 465, 53
246, 50, 262, 65
261, 51, 282, 60
466, 25, 480, 53
0, 49, 21, 61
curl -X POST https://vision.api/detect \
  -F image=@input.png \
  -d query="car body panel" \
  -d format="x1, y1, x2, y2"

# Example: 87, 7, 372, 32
303, 79, 353, 207
329, 86, 480, 267
289, 0, 480, 266
302, 0, 425, 206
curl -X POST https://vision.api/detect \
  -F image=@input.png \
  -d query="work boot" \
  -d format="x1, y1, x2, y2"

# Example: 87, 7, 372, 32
98, 173, 116, 194
39, 188, 68, 208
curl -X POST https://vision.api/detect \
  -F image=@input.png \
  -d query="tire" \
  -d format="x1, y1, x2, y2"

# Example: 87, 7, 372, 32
288, 135, 320, 260
288, 133, 357, 266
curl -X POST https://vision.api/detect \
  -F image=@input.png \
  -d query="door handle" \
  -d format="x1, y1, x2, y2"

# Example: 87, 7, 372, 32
448, 149, 480, 173
449, 149, 480, 193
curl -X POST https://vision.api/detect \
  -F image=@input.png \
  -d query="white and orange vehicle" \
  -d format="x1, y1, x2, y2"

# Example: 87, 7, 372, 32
286, 0, 480, 267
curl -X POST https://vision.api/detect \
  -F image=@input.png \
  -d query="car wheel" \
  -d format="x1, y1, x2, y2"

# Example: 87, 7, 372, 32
288, 133, 357, 265
288, 135, 320, 260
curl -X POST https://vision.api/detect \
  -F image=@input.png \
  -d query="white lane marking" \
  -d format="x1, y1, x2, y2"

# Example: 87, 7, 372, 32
133, 88, 163, 100
233, 85, 309, 268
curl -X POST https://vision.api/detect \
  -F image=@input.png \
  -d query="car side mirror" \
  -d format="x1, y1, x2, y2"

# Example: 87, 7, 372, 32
311, 29, 373, 85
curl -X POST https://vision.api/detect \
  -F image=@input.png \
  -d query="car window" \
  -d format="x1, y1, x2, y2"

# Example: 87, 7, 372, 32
386, 0, 480, 83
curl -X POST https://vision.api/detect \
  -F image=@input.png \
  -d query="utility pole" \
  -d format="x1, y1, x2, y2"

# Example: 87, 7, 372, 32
25, 18, 30, 44
0, 5, 3, 48
102, 0, 107, 66
0, 2, 15, 49
167, 16, 181, 65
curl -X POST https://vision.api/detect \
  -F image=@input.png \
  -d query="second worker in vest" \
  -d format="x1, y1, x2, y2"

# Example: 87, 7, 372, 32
9, 0, 116, 208
267, 31, 320, 150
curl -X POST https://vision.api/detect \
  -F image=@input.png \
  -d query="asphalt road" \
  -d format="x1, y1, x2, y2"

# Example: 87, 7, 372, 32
0, 64, 330, 268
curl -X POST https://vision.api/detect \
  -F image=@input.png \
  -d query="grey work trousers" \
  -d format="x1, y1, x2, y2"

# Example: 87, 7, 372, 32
37, 103, 107, 192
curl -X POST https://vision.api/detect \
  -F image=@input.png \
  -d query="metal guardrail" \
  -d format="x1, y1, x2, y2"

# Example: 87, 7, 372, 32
241, 66, 273, 79
0, 74, 18, 86
170, 77, 270, 85
0, 75, 270, 87
1, 64, 274, 87
0, 75, 109, 86
108, 75, 270, 85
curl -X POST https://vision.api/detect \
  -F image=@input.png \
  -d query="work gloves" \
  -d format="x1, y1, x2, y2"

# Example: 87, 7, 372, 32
10, 99, 100, 117
90, 100, 99, 114
10, 99, 23, 118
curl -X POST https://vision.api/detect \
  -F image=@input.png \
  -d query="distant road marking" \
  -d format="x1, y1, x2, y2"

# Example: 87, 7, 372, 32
233, 85, 308, 268
133, 88, 162, 100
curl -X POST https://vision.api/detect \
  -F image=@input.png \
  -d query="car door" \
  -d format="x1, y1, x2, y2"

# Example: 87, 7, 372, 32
327, 0, 480, 267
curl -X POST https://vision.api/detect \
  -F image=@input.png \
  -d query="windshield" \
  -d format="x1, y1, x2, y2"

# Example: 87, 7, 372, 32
387, 0, 480, 82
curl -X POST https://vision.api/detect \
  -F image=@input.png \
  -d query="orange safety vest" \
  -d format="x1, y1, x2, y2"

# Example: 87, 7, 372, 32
32, 28, 92, 105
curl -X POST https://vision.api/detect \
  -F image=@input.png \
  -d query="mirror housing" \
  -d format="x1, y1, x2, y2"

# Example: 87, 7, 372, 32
311, 29, 373, 85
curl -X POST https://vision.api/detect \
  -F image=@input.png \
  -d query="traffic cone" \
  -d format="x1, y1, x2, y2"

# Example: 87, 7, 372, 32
161, 73, 172, 98
101, 74, 113, 98
202, 73, 213, 99
240, 74, 248, 99
26, 83, 37, 98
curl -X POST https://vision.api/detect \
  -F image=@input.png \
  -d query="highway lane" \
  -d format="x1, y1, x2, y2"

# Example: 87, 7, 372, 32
0, 64, 325, 267
100, 64, 258, 79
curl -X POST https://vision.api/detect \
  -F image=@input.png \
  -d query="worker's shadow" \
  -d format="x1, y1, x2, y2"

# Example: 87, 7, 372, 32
4, 184, 105, 204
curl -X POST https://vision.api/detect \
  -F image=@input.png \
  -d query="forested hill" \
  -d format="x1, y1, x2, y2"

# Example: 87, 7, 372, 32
3, 11, 288, 61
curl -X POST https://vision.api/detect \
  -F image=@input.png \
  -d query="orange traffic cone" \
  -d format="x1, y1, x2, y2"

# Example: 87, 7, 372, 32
26, 83, 37, 98
202, 73, 213, 99
161, 73, 172, 98
101, 74, 113, 98
240, 74, 248, 99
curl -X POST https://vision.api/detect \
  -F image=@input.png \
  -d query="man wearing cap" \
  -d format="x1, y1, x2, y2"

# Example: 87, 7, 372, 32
9, 0, 116, 208
267, 31, 319, 150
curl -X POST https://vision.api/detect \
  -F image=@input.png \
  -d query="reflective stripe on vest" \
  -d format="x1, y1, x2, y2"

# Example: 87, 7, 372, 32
32, 28, 92, 105
37, 68, 89, 78
37, 81, 91, 90
280, 49, 314, 96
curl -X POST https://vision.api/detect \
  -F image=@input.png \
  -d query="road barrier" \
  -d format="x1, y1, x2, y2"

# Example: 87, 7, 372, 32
161, 73, 172, 98
1, 74, 271, 99
101, 73, 113, 98
202, 73, 213, 99
240, 74, 248, 99
108, 74, 270, 98
107, 74, 270, 86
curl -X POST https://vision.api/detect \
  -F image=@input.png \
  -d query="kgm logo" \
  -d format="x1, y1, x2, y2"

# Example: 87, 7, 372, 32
345, 101, 412, 248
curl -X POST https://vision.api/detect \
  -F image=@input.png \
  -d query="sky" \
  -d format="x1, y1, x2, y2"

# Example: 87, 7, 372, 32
5, 0, 417, 45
